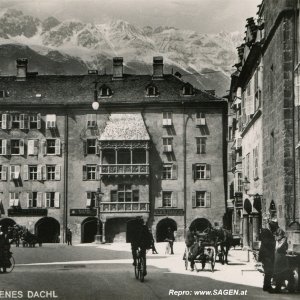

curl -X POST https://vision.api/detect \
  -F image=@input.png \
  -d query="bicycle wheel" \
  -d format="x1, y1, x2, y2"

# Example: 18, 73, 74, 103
139, 257, 145, 282
3, 256, 15, 273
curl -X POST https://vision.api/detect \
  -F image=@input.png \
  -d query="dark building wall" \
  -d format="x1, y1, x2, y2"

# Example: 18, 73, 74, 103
262, 4, 295, 227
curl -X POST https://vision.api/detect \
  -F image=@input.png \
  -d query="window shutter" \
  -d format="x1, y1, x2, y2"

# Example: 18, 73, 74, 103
14, 197, 20, 207
24, 114, 29, 129
7, 114, 12, 129
34, 140, 39, 155
41, 139, 46, 156
42, 165, 46, 181
5, 139, 9, 155
192, 164, 196, 181
55, 165, 61, 180
37, 192, 43, 207
27, 192, 32, 208
44, 193, 48, 207
54, 192, 60, 208
206, 192, 211, 208
96, 165, 101, 180
172, 164, 177, 179
20, 114, 25, 129
157, 192, 162, 208
28, 140, 34, 155
55, 139, 61, 155
172, 192, 178, 207
96, 140, 100, 155
2, 166, 7, 181
19, 139, 25, 155
86, 192, 91, 207
2, 114, 7, 129
206, 164, 211, 179
9, 194, 14, 207
192, 191, 196, 208
37, 165, 42, 181
83, 140, 87, 156
82, 165, 87, 181
37, 113, 41, 130
1, 140, 7, 155
23, 165, 28, 181
15, 165, 20, 179
10, 165, 14, 180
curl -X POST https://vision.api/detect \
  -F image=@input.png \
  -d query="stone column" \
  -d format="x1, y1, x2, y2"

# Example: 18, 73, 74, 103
242, 213, 249, 248
101, 221, 106, 243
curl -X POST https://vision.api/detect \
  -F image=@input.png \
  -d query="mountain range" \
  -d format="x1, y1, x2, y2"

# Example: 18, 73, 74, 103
0, 9, 242, 96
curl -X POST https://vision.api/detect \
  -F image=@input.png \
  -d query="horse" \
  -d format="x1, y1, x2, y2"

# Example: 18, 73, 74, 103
204, 227, 233, 264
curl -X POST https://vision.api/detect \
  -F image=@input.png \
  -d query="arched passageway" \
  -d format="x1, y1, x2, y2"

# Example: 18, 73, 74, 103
189, 218, 212, 232
35, 217, 60, 243
81, 217, 101, 243
156, 218, 177, 242
106, 218, 130, 243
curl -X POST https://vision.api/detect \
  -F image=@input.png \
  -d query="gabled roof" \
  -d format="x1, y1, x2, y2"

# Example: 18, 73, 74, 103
0, 74, 221, 105
99, 113, 150, 141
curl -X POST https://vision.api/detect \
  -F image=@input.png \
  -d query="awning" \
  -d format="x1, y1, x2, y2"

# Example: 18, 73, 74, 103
99, 113, 150, 141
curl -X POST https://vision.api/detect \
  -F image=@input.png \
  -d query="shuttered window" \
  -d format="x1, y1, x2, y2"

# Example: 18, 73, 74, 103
193, 163, 211, 180
46, 114, 56, 129
192, 191, 211, 208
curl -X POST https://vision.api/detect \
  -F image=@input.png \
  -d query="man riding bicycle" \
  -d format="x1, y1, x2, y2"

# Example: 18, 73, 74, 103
129, 217, 152, 276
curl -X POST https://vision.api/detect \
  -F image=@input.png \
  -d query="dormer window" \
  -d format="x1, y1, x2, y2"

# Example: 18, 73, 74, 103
146, 84, 159, 97
99, 85, 112, 97
182, 83, 194, 96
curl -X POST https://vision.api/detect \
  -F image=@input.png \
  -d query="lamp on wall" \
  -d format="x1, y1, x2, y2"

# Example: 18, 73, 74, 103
92, 82, 100, 111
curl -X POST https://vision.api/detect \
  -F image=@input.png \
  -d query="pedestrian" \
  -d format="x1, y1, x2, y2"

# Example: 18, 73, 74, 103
268, 220, 289, 293
258, 228, 275, 292
165, 227, 175, 255
67, 228, 72, 246
149, 228, 158, 254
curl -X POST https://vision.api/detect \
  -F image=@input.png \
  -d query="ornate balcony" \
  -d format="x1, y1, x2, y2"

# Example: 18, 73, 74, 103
99, 164, 149, 176
100, 202, 149, 213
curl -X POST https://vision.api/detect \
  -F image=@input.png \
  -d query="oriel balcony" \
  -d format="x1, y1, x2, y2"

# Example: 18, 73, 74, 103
100, 164, 149, 175
100, 202, 149, 213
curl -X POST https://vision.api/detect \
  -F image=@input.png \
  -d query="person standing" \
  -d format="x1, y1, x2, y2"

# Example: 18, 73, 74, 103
258, 228, 275, 292
66, 228, 72, 246
166, 227, 175, 255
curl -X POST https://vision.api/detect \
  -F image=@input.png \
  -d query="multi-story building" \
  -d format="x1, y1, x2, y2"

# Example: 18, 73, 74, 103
0, 57, 228, 243
230, 0, 300, 251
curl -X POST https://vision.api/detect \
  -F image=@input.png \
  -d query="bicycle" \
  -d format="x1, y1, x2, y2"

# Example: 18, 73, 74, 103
134, 248, 146, 282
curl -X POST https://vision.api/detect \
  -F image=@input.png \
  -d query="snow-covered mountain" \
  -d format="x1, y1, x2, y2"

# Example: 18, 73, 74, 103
0, 9, 242, 96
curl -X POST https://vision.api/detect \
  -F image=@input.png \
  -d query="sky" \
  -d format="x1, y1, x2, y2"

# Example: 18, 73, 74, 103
0, 0, 262, 33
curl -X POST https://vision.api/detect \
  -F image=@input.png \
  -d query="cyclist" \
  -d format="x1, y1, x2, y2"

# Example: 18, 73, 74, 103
130, 217, 152, 276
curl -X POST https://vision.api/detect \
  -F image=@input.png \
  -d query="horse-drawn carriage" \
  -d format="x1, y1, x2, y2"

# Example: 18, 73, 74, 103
184, 227, 233, 272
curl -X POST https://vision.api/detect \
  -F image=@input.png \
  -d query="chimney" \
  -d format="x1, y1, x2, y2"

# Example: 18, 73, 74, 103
113, 57, 123, 79
16, 58, 28, 81
153, 56, 163, 78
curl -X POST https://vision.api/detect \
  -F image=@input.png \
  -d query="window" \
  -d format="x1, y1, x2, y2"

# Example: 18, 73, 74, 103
99, 85, 112, 97
196, 112, 206, 126
46, 165, 56, 180
45, 192, 60, 208
0, 90, 9, 98
196, 137, 206, 154
192, 191, 211, 208
45, 139, 60, 155
29, 165, 38, 180
237, 172, 243, 192
27, 192, 38, 208
86, 114, 97, 128
146, 84, 158, 97
10, 165, 20, 180
162, 191, 172, 207
0, 114, 10, 130
9, 192, 20, 207
182, 83, 194, 95
163, 138, 173, 152
193, 164, 211, 180
86, 139, 98, 154
86, 192, 97, 208
83, 165, 97, 181
29, 114, 41, 129
46, 114, 56, 129
162, 163, 177, 180
111, 185, 139, 202
163, 112, 172, 126
11, 139, 24, 155
0, 165, 8, 181
11, 114, 21, 129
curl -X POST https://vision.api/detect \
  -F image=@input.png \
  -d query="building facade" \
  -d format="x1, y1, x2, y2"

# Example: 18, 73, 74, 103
0, 57, 227, 243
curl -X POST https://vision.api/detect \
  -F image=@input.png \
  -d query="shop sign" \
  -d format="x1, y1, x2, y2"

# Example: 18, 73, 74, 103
7, 208, 47, 217
70, 209, 97, 216
154, 209, 184, 216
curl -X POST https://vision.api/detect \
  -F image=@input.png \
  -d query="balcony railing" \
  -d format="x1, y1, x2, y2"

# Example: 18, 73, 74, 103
99, 164, 149, 175
100, 202, 149, 213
